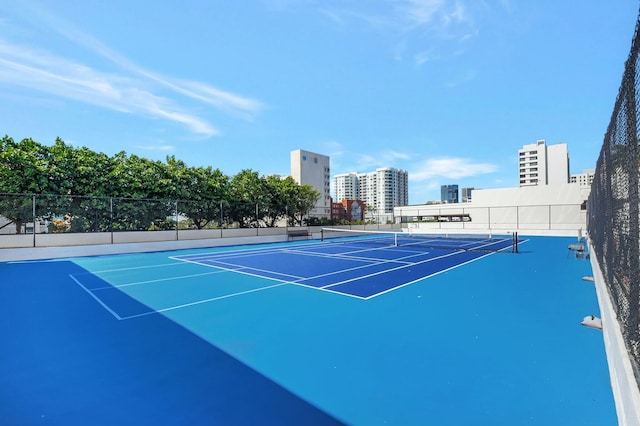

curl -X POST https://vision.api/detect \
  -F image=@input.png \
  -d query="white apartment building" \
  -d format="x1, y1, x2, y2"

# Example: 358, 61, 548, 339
334, 172, 359, 202
570, 168, 596, 187
334, 167, 408, 214
518, 140, 569, 186
461, 187, 474, 203
290, 149, 331, 218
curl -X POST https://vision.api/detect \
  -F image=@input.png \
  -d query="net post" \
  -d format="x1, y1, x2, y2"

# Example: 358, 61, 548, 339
321, 228, 324, 242
513, 232, 519, 253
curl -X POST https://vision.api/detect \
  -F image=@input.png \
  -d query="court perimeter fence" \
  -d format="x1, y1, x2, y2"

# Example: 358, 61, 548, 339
0, 191, 589, 249
0, 193, 399, 248
587, 12, 640, 389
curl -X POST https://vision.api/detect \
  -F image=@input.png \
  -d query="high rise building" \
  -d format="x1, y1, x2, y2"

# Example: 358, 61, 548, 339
334, 172, 359, 202
518, 140, 569, 186
290, 149, 331, 218
441, 184, 459, 203
333, 167, 408, 214
461, 187, 474, 203
570, 168, 596, 187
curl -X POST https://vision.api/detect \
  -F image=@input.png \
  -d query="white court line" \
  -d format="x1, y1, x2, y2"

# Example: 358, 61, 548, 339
287, 281, 368, 300
168, 239, 345, 263
90, 270, 230, 291
169, 243, 306, 262
197, 259, 305, 280
363, 251, 495, 299
290, 257, 403, 284
281, 247, 418, 264
286, 250, 439, 284
86, 261, 193, 274
119, 282, 289, 320
71, 269, 294, 321
69, 274, 123, 320
172, 249, 282, 262
281, 248, 409, 264
321, 250, 464, 289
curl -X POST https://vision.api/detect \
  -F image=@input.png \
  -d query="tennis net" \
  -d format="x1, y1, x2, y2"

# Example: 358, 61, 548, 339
320, 228, 519, 253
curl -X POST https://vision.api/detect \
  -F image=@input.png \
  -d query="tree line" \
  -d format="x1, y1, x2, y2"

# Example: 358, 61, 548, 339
0, 136, 321, 233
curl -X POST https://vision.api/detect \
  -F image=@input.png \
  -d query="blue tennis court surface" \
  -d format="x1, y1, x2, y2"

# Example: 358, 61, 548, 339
0, 235, 616, 425
170, 238, 506, 299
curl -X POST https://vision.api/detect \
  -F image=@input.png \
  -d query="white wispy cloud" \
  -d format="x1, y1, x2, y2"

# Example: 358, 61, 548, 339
0, 4, 264, 136
410, 157, 498, 180
318, 1, 480, 67
355, 150, 412, 170
138, 144, 175, 152
0, 42, 220, 137
414, 49, 439, 65
401, 0, 446, 26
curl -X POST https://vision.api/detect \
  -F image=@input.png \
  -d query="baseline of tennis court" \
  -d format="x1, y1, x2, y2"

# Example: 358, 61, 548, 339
0, 235, 616, 426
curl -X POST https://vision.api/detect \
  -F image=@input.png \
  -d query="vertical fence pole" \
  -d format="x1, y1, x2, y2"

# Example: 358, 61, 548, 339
220, 201, 224, 238
32, 194, 36, 247
110, 197, 114, 245
175, 201, 179, 241
624, 60, 640, 353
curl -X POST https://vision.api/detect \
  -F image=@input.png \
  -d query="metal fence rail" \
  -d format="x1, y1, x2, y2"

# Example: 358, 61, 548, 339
0, 193, 394, 247
587, 13, 640, 382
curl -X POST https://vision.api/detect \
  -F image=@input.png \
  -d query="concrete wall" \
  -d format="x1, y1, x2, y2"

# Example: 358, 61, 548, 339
589, 241, 640, 426
0, 224, 402, 261
395, 184, 589, 236
0, 228, 293, 250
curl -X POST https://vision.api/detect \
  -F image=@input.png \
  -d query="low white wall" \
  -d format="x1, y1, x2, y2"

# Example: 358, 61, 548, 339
175, 229, 224, 240
0, 227, 296, 249
36, 232, 112, 246
395, 184, 587, 235
589, 241, 640, 425
113, 231, 177, 244
0, 234, 291, 262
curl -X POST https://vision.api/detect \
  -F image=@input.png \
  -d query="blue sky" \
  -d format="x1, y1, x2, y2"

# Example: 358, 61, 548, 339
0, 1, 638, 203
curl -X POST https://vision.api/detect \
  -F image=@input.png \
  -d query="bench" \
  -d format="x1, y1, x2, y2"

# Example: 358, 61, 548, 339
287, 229, 311, 240
568, 243, 585, 252
568, 243, 589, 259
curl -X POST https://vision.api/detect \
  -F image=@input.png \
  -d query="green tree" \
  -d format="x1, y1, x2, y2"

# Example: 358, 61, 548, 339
289, 184, 321, 226
167, 156, 230, 229
0, 137, 51, 233
109, 152, 175, 231
258, 175, 289, 227
44, 138, 115, 232
229, 169, 266, 227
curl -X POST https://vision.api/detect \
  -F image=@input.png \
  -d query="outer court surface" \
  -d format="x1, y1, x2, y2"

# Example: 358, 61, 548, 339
0, 235, 615, 425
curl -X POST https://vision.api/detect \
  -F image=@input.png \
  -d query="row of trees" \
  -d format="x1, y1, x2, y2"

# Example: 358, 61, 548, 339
0, 136, 321, 233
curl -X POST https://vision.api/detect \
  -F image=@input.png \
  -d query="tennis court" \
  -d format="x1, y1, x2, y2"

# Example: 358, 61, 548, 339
0, 233, 615, 425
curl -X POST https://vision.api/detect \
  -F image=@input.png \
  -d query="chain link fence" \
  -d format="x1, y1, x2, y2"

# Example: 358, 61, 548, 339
587, 14, 640, 381
0, 193, 396, 246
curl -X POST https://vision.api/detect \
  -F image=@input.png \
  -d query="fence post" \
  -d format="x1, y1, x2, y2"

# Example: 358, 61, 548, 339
110, 197, 113, 245
175, 201, 179, 241
624, 61, 640, 352
220, 201, 224, 237
32, 194, 36, 247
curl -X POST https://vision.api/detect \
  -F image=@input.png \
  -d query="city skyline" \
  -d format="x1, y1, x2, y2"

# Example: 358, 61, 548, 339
0, 1, 637, 202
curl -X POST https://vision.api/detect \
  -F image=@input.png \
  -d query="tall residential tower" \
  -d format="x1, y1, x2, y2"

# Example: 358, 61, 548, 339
290, 149, 331, 219
334, 167, 408, 214
518, 140, 569, 186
